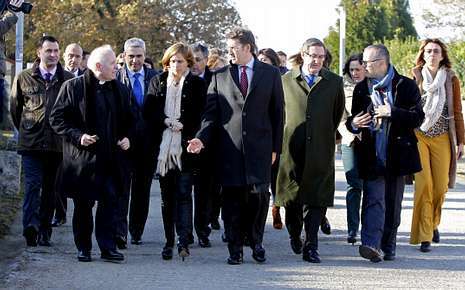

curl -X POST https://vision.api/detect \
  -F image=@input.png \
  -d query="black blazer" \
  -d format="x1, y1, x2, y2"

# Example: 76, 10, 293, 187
346, 69, 424, 179
116, 65, 159, 154
196, 59, 284, 186
144, 71, 206, 172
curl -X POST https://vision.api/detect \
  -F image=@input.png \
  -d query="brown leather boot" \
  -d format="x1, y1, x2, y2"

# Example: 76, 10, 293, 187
272, 205, 283, 229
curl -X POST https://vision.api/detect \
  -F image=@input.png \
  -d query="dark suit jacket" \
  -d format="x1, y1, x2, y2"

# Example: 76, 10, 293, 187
144, 71, 206, 172
346, 69, 424, 179
196, 59, 284, 186
117, 65, 159, 154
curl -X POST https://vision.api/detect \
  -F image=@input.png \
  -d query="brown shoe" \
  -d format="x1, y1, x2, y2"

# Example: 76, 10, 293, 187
272, 205, 283, 229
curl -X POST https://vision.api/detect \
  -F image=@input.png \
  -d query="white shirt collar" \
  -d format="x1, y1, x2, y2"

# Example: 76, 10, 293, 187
128, 67, 144, 79
301, 64, 319, 78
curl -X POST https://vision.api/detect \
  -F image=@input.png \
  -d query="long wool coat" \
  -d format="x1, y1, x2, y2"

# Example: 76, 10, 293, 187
276, 67, 344, 207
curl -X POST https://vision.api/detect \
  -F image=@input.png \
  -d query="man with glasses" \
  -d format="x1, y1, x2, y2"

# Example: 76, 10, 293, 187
276, 38, 345, 263
347, 44, 424, 262
115, 37, 158, 247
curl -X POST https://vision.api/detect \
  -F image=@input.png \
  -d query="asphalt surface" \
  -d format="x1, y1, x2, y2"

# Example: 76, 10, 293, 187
1, 156, 465, 289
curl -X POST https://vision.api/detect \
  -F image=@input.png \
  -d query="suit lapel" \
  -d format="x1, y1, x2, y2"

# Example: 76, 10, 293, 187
229, 64, 240, 89
247, 59, 264, 97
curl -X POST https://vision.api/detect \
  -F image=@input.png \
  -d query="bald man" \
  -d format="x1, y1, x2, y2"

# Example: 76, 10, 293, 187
63, 43, 85, 77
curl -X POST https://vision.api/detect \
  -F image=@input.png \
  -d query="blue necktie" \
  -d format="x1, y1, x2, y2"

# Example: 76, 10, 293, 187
306, 74, 315, 87
133, 72, 143, 106
45, 73, 52, 82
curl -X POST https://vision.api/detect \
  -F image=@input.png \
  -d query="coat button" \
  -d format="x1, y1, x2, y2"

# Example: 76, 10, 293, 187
306, 115, 310, 119
307, 137, 311, 141
243, 131, 247, 136
242, 112, 246, 117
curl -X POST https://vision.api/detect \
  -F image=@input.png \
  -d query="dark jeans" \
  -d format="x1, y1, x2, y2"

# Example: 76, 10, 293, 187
21, 152, 61, 238
285, 200, 325, 251
0, 78, 4, 125
361, 174, 405, 255
127, 153, 156, 239
72, 176, 119, 252
222, 186, 270, 256
193, 172, 212, 240
341, 144, 363, 235
159, 170, 194, 247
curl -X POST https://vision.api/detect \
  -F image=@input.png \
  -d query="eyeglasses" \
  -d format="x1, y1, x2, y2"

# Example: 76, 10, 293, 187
362, 58, 383, 65
303, 52, 325, 60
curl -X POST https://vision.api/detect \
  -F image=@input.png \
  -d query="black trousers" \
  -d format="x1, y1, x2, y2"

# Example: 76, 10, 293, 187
193, 171, 213, 240
222, 186, 270, 256
128, 153, 156, 239
209, 183, 222, 223
159, 170, 194, 247
72, 176, 118, 252
53, 164, 67, 221
285, 200, 325, 251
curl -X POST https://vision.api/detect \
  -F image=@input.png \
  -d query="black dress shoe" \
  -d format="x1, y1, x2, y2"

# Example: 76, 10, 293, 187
24, 227, 38, 247
198, 238, 212, 248
101, 249, 124, 262
320, 217, 331, 235
51, 217, 66, 227
131, 237, 142, 245
161, 246, 173, 260
432, 229, 440, 243
243, 235, 250, 247
420, 241, 431, 252
227, 252, 243, 265
210, 219, 221, 230
221, 233, 228, 243
359, 245, 382, 263
38, 232, 52, 247
115, 236, 127, 250
347, 231, 357, 245
188, 234, 195, 245
303, 249, 321, 263
252, 245, 266, 263
290, 238, 303, 255
77, 250, 92, 262
383, 252, 396, 261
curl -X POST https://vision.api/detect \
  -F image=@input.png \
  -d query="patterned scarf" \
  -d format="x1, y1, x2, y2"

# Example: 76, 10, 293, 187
420, 66, 447, 132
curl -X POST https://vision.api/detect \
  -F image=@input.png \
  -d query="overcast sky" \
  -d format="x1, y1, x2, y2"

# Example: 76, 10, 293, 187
232, 0, 431, 55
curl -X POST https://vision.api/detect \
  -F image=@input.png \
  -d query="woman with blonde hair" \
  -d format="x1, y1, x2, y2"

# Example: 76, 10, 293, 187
410, 38, 464, 252
144, 42, 206, 260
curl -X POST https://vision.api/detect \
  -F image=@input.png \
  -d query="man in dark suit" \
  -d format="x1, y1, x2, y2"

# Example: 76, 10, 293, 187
115, 37, 158, 247
50, 45, 133, 262
188, 27, 284, 265
189, 42, 220, 247
347, 44, 424, 262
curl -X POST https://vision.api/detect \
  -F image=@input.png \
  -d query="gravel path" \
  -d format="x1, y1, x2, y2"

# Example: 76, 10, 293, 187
1, 155, 465, 289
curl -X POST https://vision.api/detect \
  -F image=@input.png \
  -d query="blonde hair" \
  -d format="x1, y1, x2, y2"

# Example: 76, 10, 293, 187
161, 43, 194, 70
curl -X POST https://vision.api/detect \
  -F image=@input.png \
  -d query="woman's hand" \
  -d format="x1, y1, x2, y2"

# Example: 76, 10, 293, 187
457, 143, 464, 160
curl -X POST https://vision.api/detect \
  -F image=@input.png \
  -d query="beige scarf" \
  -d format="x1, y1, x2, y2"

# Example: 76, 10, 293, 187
156, 69, 189, 176
420, 66, 447, 132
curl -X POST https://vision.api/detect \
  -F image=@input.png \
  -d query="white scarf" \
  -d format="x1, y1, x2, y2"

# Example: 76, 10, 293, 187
156, 69, 189, 176
420, 66, 447, 132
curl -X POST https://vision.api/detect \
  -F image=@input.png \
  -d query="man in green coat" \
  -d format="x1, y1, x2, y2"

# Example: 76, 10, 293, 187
276, 38, 344, 263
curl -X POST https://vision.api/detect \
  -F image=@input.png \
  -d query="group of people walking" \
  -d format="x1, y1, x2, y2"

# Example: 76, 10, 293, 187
9, 25, 462, 265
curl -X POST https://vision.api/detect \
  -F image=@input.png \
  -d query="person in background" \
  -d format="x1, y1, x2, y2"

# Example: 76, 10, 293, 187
10, 36, 74, 247
339, 53, 366, 244
410, 38, 464, 253
276, 51, 289, 75
80, 50, 90, 70
258, 47, 284, 230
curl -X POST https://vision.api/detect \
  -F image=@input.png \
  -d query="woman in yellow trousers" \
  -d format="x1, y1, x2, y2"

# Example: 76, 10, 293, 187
411, 39, 464, 252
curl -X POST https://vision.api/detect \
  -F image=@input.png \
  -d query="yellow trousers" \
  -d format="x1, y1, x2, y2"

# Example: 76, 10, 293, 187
410, 131, 451, 244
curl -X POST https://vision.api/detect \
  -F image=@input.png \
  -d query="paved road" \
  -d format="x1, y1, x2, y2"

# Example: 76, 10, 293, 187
1, 156, 465, 289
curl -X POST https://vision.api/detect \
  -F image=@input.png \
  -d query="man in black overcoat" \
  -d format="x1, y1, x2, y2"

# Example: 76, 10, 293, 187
188, 27, 284, 265
50, 45, 134, 262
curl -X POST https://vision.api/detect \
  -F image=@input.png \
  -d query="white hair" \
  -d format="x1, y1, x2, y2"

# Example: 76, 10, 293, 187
124, 37, 146, 52
87, 45, 115, 72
